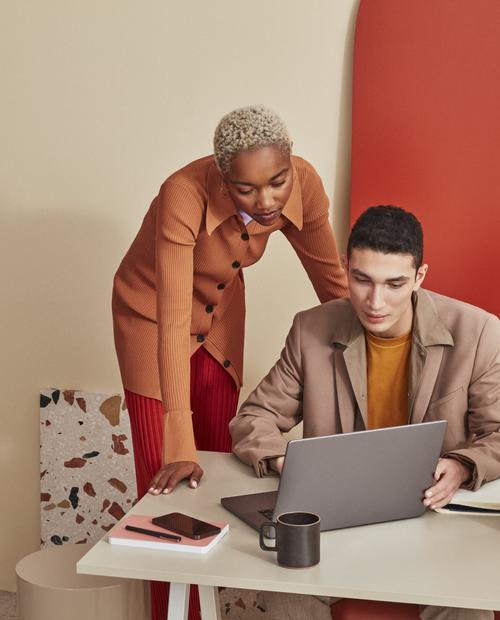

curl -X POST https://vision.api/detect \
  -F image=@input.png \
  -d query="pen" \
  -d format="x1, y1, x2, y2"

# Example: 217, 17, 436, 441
125, 525, 181, 541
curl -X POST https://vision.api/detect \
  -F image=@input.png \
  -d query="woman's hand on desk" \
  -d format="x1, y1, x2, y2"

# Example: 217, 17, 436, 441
423, 457, 471, 509
148, 461, 204, 495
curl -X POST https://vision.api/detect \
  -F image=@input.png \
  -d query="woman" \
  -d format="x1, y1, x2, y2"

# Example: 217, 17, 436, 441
112, 105, 348, 619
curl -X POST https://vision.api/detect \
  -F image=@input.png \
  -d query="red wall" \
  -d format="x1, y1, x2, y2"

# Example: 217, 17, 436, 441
351, 0, 500, 316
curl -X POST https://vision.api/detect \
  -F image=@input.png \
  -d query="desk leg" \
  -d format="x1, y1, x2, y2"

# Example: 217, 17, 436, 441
167, 582, 189, 620
198, 585, 221, 620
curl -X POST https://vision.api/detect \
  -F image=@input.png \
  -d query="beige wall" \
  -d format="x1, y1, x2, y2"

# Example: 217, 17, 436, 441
0, 0, 358, 590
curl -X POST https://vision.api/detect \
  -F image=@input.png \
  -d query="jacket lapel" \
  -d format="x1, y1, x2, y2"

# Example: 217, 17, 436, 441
409, 345, 446, 423
408, 290, 454, 423
343, 333, 368, 428
331, 303, 367, 432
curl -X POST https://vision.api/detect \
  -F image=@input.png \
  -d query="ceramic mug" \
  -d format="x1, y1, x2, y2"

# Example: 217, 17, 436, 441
259, 511, 320, 568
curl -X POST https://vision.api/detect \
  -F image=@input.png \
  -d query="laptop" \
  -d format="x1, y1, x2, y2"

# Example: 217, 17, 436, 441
221, 420, 447, 532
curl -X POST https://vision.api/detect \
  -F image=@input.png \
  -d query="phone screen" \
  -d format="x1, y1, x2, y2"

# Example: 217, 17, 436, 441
152, 512, 221, 540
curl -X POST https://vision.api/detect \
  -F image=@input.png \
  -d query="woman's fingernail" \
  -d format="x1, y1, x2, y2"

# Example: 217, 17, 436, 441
191, 480, 198, 488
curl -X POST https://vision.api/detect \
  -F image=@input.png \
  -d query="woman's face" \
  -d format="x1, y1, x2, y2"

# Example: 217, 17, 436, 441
223, 145, 293, 227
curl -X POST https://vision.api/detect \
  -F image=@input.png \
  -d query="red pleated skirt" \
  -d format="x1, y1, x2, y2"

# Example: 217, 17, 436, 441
125, 346, 239, 620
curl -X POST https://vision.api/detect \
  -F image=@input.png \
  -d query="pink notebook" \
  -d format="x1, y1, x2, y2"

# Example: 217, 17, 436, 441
108, 514, 229, 554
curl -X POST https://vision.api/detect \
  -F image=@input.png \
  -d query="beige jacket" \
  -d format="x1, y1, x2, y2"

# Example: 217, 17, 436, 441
230, 289, 500, 490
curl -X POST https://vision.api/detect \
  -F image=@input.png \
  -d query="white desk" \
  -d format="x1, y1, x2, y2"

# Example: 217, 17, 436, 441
78, 451, 500, 618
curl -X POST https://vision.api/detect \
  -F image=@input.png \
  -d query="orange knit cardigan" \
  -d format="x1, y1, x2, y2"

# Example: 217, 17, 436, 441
112, 155, 348, 464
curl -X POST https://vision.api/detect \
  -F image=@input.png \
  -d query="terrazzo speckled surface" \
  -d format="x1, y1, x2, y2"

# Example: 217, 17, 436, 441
40, 389, 137, 546
36, 390, 323, 618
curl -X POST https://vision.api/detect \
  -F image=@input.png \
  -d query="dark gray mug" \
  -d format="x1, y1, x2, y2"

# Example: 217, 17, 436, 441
259, 511, 320, 568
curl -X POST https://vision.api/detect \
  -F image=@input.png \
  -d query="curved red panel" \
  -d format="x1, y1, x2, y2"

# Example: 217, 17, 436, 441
351, 0, 500, 315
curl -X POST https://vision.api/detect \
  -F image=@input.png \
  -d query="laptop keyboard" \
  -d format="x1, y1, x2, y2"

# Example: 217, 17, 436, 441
258, 508, 274, 520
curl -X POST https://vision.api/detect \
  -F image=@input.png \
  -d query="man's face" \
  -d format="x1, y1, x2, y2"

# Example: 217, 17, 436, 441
344, 248, 428, 338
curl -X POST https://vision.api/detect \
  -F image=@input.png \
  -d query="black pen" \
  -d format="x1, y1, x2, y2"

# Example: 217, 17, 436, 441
125, 525, 181, 542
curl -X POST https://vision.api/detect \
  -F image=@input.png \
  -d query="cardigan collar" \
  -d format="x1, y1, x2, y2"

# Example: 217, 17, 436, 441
205, 157, 304, 236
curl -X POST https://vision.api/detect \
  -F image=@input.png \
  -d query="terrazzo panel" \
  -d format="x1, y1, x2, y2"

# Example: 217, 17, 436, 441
40, 389, 137, 546
38, 390, 316, 616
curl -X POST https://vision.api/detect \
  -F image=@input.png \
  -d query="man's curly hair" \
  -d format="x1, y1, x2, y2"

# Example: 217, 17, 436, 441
348, 205, 424, 269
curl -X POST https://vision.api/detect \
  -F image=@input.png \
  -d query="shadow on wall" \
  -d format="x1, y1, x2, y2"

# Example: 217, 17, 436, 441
331, 0, 359, 254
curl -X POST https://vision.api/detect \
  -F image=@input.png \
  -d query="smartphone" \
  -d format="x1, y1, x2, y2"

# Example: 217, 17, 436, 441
152, 512, 221, 540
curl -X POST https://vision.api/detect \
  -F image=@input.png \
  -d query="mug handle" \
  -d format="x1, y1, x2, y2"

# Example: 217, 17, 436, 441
259, 521, 277, 551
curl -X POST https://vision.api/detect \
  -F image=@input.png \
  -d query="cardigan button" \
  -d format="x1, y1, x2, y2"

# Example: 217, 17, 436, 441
217, 283, 225, 290
205, 305, 214, 313
241, 232, 249, 241
223, 360, 231, 368
232, 260, 241, 269
196, 334, 205, 343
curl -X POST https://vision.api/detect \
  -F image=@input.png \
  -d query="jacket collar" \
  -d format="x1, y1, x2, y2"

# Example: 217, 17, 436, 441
411, 289, 454, 347
205, 158, 304, 236
330, 289, 454, 349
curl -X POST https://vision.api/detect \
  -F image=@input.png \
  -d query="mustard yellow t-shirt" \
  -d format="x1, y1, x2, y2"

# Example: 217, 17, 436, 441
366, 330, 412, 430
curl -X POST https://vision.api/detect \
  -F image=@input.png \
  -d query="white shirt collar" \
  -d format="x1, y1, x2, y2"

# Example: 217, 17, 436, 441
239, 210, 253, 226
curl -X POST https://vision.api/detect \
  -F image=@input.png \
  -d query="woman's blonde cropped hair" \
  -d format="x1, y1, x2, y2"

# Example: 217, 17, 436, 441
213, 105, 292, 175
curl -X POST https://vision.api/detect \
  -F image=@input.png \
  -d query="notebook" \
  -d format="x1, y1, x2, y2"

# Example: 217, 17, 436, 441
435, 477, 500, 515
108, 514, 229, 553
221, 421, 446, 532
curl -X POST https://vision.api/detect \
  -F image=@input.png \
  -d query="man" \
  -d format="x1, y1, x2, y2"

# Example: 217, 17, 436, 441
230, 206, 500, 620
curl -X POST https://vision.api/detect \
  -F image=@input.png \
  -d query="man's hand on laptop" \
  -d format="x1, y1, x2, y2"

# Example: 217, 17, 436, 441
423, 457, 471, 509
148, 461, 204, 495
269, 456, 285, 474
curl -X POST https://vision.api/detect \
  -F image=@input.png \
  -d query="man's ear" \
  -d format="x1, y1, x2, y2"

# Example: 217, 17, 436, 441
342, 254, 349, 272
413, 263, 428, 291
